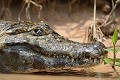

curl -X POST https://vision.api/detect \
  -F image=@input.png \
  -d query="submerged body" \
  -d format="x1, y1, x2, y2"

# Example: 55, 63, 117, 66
0, 21, 107, 73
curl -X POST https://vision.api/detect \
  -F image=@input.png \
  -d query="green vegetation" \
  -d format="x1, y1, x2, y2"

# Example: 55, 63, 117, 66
104, 29, 120, 76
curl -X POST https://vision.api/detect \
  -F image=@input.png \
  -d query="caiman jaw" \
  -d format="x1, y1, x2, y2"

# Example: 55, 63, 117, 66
39, 51, 105, 67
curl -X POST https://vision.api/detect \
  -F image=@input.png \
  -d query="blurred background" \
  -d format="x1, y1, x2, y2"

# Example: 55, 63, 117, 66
1, 0, 120, 42
0, 0, 120, 42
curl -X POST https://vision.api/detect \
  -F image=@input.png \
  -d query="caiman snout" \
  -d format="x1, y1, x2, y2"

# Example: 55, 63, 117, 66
74, 41, 107, 67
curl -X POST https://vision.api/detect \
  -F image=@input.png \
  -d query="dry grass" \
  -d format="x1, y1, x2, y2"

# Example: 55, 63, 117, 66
1, 0, 119, 42
0, 0, 112, 21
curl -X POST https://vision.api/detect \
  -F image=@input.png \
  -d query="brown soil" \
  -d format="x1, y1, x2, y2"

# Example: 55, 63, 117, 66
0, 1, 120, 80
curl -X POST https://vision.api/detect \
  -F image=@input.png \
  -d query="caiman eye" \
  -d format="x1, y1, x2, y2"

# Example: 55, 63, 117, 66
33, 29, 43, 36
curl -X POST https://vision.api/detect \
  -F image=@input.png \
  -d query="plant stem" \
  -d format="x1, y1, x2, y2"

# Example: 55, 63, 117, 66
112, 44, 120, 77
113, 44, 116, 68
93, 0, 96, 39
111, 64, 120, 77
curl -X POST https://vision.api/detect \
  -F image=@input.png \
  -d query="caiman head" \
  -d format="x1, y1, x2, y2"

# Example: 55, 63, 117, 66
0, 21, 107, 73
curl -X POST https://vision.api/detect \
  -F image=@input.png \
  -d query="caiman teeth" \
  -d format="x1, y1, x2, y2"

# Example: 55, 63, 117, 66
41, 52, 72, 59
94, 59, 96, 63
75, 58, 78, 61
63, 55, 65, 58
67, 56, 69, 59
72, 59, 74, 62
41, 52, 103, 64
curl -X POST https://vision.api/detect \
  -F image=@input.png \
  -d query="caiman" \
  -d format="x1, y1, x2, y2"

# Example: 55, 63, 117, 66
0, 20, 107, 73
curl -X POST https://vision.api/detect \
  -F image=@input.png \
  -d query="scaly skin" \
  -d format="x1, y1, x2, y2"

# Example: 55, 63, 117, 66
0, 20, 107, 73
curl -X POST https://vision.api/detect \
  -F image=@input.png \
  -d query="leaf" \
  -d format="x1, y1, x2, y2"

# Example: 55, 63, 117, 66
115, 58, 120, 67
115, 62, 120, 67
104, 48, 114, 53
116, 58, 120, 62
104, 47, 120, 54
112, 29, 118, 45
115, 47, 120, 53
104, 58, 113, 64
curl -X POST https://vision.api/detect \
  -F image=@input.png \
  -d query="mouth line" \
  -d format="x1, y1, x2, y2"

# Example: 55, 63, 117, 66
40, 51, 103, 63
40, 53, 104, 67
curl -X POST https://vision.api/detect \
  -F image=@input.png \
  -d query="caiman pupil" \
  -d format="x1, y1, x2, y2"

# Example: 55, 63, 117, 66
33, 28, 43, 36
